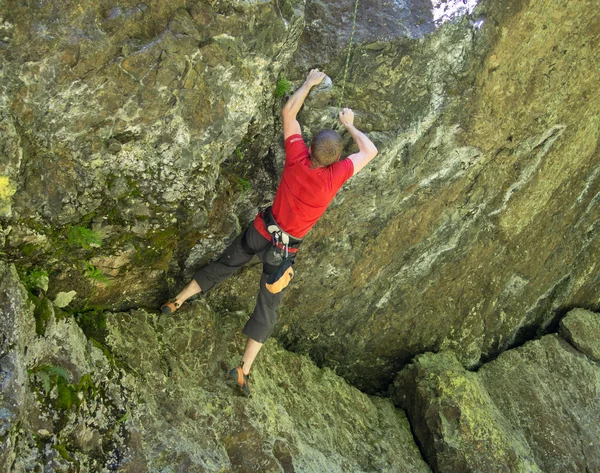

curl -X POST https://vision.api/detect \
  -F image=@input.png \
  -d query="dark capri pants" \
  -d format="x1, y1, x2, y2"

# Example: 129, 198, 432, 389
193, 223, 295, 343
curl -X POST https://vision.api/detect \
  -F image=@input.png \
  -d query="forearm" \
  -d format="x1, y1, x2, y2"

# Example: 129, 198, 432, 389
345, 124, 377, 155
282, 82, 313, 117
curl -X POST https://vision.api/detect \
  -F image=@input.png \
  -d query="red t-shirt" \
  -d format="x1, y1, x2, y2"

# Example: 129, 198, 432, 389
254, 134, 354, 245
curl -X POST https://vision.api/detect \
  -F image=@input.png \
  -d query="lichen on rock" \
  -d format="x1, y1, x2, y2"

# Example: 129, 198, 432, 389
1, 0, 600, 470
1, 261, 431, 471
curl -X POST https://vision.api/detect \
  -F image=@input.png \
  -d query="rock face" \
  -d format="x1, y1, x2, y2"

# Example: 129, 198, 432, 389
391, 351, 541, 473
1, 0, 599, 398
3, 0, 600, 470
0, 261, 431, 472
4, 263, 600, 471
1, 0, 308, 309
273, 0, 600, 391
391, 308, 600, 473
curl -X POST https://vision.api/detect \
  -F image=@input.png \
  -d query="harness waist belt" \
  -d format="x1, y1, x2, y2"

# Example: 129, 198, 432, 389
262, 207, 303, 247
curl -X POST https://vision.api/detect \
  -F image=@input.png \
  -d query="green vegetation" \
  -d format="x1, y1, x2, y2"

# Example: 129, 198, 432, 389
84, 262, 111, 285
132, 227, 177, 269
31, 365, 96, 411
80, 262, 111, 310
21, 242, 36, 257
33, 295, 53, 336
234, 145, 244, 161
55, 444, 77, 464
19, 267, 52, 335
22, 267, 49, 292
74, 308, 108, 345
117, 412, 130, 424
73, 308, 118, 367
275, 78, 293, 97
68, 225, 103, 249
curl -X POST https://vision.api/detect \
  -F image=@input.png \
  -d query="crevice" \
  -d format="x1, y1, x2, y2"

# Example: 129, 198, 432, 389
474, 303, 589, 371
404, 411, 433, 472
17, 284, 599, 473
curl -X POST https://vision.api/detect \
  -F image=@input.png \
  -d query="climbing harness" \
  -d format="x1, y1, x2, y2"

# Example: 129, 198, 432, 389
262, 206, 302, 259
258, 207, 301, 294
337, 0, 360, 110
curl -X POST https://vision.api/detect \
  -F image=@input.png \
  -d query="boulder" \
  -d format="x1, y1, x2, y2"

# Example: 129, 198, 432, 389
479, 334, 600, 473
0, 263, 431, 472
2, 0, 599, 396
390, 309, 600, 473
390, 351, 541, 473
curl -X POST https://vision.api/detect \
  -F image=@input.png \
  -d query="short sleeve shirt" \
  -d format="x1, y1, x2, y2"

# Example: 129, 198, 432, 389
261, 134, 354, 239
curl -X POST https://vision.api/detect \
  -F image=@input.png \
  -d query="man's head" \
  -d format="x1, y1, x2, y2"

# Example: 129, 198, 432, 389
310, 130, 343, 167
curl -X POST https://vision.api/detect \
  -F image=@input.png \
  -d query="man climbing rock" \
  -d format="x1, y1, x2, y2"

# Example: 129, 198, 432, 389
160, 69, 378, 395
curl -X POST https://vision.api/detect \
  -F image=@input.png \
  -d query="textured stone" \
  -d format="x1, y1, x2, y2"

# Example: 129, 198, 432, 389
1, 0, 307, 310
270, 0, 600, 391
53, 290, 77, 308
1, 263, 431, 471
559, 308, 600, 362
390, 351, 541, 473
390, 314, 600, 473
0, 262, 139, 471
1, 0, 599, 401
104, 303, 431, 472
0, 262, 35, 470
479, 334, 600, 473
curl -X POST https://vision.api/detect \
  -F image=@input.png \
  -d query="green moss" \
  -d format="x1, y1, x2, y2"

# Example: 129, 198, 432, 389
54, 443, 77, 464
21, 243, 37, 257
83, 261, 111, 285
275, 78, 293, 97
21, 267, 49, 292
126, 176, 143, 197
55, 376, 79, 410
31, 364, 98, 413
133, 227, 177, 269
72, 308, 118, 367
67, 225, 103, 249
91, 338, 117, 367
237, 178, 251, 195
104, 205, 127, 225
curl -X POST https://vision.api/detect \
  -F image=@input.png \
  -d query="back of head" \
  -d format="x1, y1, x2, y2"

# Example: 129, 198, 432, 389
310, 130, 343, 167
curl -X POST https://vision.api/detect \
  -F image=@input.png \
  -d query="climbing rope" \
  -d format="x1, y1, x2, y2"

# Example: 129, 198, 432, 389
337, 0, 360, 110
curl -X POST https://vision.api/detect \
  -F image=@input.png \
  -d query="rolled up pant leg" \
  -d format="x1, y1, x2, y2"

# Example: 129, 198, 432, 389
193, 232, 255, 293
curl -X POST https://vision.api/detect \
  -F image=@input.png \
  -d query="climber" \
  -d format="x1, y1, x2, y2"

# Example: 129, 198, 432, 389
160, 68, 378, 396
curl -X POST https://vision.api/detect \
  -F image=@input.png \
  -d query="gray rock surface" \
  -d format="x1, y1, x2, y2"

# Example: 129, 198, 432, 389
479, 334, 600, 473
1, 0, 599, 404
391, 351, 541, 473
0, 261, 431, 472
273, 0, 600, 391
0, 263, 35, 469
390, 310, 600, 473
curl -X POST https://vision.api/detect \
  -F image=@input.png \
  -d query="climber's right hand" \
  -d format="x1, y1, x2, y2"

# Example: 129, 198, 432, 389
339, 108, 355, 127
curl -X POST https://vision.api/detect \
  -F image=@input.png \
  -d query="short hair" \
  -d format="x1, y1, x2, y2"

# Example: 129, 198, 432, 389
310, 130, 343, 167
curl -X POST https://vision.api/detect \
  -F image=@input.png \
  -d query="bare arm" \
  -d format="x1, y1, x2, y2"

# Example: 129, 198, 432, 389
282, 69, 326, 139
339, 108, 378, 175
